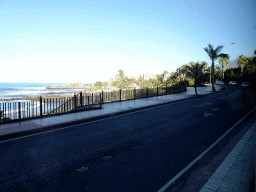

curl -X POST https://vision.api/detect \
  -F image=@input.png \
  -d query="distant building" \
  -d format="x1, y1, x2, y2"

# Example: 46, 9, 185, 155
131, 73, 157, 80
143, 74, 157, 80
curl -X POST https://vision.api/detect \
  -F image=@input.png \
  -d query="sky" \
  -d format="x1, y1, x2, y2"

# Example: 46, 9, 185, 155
0, 0, 255, 84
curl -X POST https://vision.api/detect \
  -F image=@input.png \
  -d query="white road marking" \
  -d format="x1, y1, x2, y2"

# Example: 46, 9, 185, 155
212, 108, 220, 111
102, 156, 112, 160
204, 113, 213, 117
157, 106, 256, 192
75, 166, 88, 172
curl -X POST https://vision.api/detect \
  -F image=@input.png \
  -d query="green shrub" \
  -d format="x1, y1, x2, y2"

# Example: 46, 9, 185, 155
169, 78, 194, 87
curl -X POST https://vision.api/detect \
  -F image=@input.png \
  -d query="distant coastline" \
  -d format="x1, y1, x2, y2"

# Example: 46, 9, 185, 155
0, 82, 87, 102
46, 87, 87, 89
0, 91, 80, 102
46, 83, 89, 90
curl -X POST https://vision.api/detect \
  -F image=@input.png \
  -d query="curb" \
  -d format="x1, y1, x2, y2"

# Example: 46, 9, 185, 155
0, 87, 226, 141
157, 105, 256, 192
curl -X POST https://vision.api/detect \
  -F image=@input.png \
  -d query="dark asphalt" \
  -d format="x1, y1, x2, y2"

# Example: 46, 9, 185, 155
0, 85, 254, 192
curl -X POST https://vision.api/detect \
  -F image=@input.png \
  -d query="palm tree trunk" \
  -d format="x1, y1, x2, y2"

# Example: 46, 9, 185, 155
194, 76, 198, 96
211, 60, 216, 92
194, 86, 198, 96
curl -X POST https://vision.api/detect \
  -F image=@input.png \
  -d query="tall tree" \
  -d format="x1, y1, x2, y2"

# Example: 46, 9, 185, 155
219, 56, 230, 83
177, 65, 189, 80
236, 55, 249, 72
204, 44, 229, 92
118, 69, 125, 83
162, 70, 169, 81
156, 74, 163, 83
186, 61, 207, 96
94, 81, 103, 90
248, 50, 256, 64
111, 81, 121, 89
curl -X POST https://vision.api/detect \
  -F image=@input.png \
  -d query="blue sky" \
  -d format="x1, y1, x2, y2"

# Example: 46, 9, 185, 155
1, 0, 255, 83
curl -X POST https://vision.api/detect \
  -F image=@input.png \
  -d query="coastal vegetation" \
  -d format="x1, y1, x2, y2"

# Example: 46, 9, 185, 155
46, 48, 256, 97
204, 44, 229, 92
224, 49, 256, 88
185, 61, 207, 96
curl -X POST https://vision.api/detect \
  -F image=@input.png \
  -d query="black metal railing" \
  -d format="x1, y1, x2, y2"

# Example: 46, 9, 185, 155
101, 85, 186, 103
0, 85, 186, 123
0, 93, 101, 122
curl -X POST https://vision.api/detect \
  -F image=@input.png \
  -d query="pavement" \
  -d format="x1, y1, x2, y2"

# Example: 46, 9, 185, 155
0, 84, 255, 192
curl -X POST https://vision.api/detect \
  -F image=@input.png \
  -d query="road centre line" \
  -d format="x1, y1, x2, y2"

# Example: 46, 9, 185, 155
157, 106, 256, 192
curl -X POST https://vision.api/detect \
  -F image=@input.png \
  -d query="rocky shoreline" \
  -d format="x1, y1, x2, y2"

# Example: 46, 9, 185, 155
0, 91, 82, 102
46, 87, 88, 89
45, 83, 90, 90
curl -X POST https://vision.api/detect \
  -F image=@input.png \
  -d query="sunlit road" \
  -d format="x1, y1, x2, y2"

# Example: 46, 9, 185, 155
0, 86, 254, 191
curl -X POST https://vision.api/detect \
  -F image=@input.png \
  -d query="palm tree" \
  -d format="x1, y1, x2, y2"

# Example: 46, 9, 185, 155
250, 50, 256, 62
162, 70, 169, 82
186, 61, 207, 96
204, 44, 229, 92
236, 55, 249, 73
219, 56, 230, 83
177, 64, 188, 80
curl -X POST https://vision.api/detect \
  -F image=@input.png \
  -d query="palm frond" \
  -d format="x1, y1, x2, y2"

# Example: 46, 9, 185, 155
215, 46, 224, 54
218, 53, 229, 59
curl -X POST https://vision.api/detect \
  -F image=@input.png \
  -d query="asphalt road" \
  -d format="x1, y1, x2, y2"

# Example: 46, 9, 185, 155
0, 85, 254, 192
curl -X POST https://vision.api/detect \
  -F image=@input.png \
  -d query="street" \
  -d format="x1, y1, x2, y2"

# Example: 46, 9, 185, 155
0, 85, 254, 192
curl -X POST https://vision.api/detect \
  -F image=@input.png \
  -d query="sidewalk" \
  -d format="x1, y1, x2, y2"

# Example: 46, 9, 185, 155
0, 84, 255, 192
199, 120, 256, 192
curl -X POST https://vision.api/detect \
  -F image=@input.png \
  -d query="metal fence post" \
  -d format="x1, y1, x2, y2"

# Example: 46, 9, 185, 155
174, 86, 176, 94
88, 96, 90, 110
146, 87, 148, 98
166, 85, 167, 95
80, 92, 82, 107
18, 102, 21, 120
56, 98, 57, 114
180, 85, 181, 92
120, 89, 121, 101
100, 93, 102, 108
74, 94, 76, 112
157, 86, 158, 96
102, 91, 104, 103
40, 96, 42, 118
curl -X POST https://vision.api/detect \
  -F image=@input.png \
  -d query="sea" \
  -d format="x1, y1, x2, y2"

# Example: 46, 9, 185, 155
0, 82, 86, 119
0, 82, 83, 100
